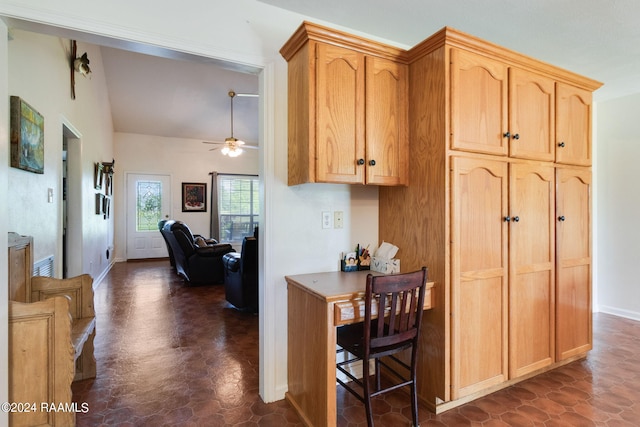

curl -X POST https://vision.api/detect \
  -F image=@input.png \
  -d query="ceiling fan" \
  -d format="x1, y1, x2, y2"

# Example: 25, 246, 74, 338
203, 90, 258, 157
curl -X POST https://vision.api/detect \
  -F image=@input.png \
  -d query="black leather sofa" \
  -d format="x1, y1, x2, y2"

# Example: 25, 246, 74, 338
162, 220, 234, 285
222, 228, 258, 312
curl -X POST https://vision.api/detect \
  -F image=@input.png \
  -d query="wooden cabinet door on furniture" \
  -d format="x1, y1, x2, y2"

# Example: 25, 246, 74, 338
450, 49, 509, 156
556, 84, 593, 166
508, 162, 555, 379
316, 43, 365, 184
451, 156, 509, 399
508, 69, 555, 161
555, 167, 592, 360
365, 55, 409, 185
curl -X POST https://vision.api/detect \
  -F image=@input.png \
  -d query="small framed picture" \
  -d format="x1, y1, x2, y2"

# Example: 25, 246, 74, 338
95, 193, 105, 214
94, 162, 104, 190
182, 182, 207, 212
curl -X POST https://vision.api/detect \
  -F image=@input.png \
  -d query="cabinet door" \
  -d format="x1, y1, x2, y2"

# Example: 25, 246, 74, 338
316, 43, 365, 183
508, 163, 555, 378
556, 167, 592, 360
450, 49, 508, 156
451, 156, 508, 399
365, 56, 408, 186
509, 69, 555, 161
556, 84, 592, 166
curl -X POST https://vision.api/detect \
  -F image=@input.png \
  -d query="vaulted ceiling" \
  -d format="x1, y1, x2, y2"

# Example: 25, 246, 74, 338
7, 0, 640, 146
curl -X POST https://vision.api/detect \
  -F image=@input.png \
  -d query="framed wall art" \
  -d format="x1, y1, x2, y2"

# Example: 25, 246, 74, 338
10, 96, 45, 174
94, 162, 104, 190
95, 193, 105, 215
182, 182, 207, 212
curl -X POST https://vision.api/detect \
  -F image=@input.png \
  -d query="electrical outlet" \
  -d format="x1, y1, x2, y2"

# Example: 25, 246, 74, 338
334, 211, 344, 229
322, 211, 332, 229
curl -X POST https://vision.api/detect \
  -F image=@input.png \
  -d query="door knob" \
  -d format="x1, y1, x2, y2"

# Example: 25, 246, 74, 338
512, 134, 520, 140
369, 159, 376, 166
558, 216, 566, 222
357, 158, 365, 165
558, 142, 566, 147
504, 216, 511, 222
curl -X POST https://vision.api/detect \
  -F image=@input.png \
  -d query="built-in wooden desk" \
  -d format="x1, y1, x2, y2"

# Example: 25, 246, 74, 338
285, 270, 434, 426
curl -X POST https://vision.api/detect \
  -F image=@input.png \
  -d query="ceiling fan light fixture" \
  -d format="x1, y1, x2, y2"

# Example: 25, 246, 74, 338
221, 90, 245, 157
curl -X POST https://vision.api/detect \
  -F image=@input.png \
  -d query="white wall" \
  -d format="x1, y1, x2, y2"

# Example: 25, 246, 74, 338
0, 18, 9, 427
113, 132, 260, 257
596, 93, 640, 321
0, 0, 386, 403
7, 30, 115, 279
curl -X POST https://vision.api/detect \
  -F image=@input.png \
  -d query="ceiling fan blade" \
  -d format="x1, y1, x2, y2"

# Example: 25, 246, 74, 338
202, 141, 224, 145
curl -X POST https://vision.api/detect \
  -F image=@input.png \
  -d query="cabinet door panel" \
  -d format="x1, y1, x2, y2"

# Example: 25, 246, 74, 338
556, 84, 592, 166
509, 163, 555, 378
556, 168, 592, 360
451, 156, 508, 399
316, 44, 365, 183
451, 49, 508, 156
509, 69, 555, 161
365, 56, 408, 186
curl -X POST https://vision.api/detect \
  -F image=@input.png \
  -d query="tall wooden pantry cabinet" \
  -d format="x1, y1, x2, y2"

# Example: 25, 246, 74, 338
379, 27, 601, 410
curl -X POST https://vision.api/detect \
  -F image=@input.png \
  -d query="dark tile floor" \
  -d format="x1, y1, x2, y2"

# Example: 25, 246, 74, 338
73, 260, 640, 426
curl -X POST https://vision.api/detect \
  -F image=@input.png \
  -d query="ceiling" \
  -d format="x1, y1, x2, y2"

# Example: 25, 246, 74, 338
260, 0, 640, 102
100, 47, 260, 145
9, 0, 640, 145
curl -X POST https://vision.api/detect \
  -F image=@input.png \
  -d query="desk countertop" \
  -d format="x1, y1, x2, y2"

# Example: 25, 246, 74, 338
285, 270, 383, 303
285, 270, 434, 303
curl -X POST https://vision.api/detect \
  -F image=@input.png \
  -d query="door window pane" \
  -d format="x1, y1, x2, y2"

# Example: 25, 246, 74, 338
136, 180, 162, 231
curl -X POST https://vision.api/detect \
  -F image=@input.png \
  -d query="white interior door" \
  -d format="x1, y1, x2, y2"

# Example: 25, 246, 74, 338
126, 173, 171, 259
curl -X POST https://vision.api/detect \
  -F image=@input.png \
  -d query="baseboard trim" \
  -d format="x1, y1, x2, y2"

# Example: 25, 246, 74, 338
597, 306, 640, 322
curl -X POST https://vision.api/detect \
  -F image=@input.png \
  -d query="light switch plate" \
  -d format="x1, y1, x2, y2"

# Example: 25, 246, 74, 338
47, 188, 54, 203
322, 211, 332, 229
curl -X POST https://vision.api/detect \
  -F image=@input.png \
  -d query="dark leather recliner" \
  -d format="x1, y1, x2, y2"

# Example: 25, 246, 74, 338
222, 230, 258, 312
158, 219, 176, 268
163, 220, 235, 285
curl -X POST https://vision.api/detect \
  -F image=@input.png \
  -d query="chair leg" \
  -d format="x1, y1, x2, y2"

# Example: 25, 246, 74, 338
375, 358, 381, 391
363, 359, 374, 427
410, 381, 419, 427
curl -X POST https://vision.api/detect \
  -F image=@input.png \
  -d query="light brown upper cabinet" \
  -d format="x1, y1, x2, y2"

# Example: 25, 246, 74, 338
556, 84, 593, 166
281, 22, 408, 186
450, 49, 555, 161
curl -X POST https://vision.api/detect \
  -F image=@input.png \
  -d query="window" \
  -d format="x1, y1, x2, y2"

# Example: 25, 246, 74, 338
136, 180, 162, 231
217, 175, 259, 242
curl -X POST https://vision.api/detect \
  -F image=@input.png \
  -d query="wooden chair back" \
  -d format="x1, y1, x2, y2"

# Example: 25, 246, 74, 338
364, 267, 428, 357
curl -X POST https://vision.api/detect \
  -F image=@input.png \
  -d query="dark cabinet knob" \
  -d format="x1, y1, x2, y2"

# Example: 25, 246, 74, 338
504, 216, 511, 222
558, 216, 566, 222
369, 159, 376, 166
512, 134, 520, 140
503, 132, 510, 138
357, 158, 365, 165
513, 216, 520, 222
558, 142, 566, 148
